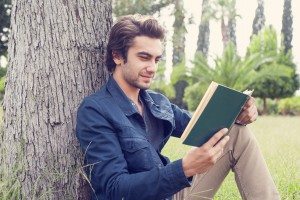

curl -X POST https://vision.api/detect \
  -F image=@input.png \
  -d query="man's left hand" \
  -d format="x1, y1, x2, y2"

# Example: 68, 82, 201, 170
236, 97, 258, 125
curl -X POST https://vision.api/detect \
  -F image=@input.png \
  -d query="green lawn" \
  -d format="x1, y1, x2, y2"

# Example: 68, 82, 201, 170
1, 110, 299, 199
162, 116, 300, 199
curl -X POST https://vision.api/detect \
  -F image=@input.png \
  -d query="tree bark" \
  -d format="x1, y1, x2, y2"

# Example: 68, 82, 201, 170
1, 0, 111, 198
197, 0, 210, 57
172, 0, 185, 65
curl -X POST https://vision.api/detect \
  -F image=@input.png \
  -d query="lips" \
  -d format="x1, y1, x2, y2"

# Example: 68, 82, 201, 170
140, 74, 154, 79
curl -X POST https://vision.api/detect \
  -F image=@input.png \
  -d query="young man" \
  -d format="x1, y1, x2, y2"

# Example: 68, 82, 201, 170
76, 15, 279, 200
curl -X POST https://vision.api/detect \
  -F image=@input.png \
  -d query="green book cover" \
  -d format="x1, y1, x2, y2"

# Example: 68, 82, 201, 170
181, 82, 250, 147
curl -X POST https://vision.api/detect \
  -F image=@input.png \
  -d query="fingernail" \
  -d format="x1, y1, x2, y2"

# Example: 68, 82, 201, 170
223, 128, 228, 133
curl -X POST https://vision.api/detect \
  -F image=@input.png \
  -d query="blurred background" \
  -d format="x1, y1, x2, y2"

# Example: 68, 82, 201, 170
1, 0, 300, 115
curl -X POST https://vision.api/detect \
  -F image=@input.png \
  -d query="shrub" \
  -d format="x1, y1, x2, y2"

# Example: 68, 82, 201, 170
255, 98, 279, 115
278, 96, 300, 115
0, 77, 5, 101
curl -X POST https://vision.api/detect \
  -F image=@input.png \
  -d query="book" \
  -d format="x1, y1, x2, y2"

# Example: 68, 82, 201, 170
181, 81, 253, 147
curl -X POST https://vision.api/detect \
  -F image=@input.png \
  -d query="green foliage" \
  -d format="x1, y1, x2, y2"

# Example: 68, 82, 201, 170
0, 161, 22, 199
184, 42, 279, 111
0, 76, 5, 101
0, 76, 5, 93
170, 59, 188, 85
0, 126, 22, 199
247, 26, 299, 100
0, 67, 7, 78
253, 97, 300, 116
278, 96, 300, 115
255, 98, 279, 115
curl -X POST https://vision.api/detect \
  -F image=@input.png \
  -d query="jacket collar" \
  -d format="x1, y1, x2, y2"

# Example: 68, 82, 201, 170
106, 76, 169, 120
106, 76, 138, 116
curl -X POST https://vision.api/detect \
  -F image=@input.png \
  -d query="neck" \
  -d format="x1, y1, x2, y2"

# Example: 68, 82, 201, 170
112, 72, 140, 103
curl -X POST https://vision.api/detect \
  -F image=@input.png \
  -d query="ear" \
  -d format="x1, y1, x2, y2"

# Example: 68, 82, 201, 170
112, 51, 123, 66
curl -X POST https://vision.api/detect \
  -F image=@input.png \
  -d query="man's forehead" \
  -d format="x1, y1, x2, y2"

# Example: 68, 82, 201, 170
131, 36, 163, 56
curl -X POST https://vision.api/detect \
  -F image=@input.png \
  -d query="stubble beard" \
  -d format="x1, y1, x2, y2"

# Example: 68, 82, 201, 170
130, 77, 152, 90
124, 73, 152, 90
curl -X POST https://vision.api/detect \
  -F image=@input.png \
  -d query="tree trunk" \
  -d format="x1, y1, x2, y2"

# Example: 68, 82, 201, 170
172, 0, 185, 65
197, 0, 210, 57
263, 97, 268, 114
1, 0, 112, 199
252, 0, 265, 36
281, 0, 293, 54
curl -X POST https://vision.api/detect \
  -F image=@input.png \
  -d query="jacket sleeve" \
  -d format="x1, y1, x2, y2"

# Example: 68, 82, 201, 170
76, 98, 191, 200
170, 103, 192, 138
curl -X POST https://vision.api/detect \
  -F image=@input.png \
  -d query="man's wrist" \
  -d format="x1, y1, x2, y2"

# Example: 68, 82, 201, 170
182, 156, 193, 178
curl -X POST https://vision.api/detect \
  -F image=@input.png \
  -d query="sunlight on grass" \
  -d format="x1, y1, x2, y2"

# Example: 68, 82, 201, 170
1, 109, 299, 199
162, 116, 300, 200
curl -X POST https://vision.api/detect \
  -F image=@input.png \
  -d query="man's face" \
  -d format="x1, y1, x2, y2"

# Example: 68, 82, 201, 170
115, 36, 163, 90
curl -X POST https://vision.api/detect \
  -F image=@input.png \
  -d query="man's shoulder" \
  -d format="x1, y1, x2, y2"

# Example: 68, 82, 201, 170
146, 90, 170, 103
79, 85, 112, 109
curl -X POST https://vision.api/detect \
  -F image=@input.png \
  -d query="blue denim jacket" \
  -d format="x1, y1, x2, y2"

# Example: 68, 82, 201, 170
76, 76, 192, 200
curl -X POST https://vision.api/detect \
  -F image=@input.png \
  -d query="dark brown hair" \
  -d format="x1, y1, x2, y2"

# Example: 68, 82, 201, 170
105, 14, 166, 72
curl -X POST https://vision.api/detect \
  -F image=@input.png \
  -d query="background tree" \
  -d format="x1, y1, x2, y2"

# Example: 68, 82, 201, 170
150, 62, 175, 98
172, 0, 185, 65
197, 0, 210, 57
227, 0, 237, 46
281, 0, 293, 54
205, 0, 238, 49
184, 42, 283, 110
247, 26, 299, 113
0, 0, 11, 60
252, 0, 265, 36
0, 0, 111, 198
171, 0, 188, 109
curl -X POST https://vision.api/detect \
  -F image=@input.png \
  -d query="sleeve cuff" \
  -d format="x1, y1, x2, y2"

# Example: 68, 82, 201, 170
165, 159, 192, 191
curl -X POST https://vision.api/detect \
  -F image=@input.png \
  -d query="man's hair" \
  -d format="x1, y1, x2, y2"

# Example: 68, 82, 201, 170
105, 14, 166, 72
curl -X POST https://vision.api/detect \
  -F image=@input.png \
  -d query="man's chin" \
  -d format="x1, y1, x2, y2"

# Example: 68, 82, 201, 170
139, 84, 151, 90
136, 82, 151, 90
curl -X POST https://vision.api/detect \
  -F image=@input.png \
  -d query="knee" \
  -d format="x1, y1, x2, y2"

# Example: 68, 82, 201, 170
228, 124, 258, 149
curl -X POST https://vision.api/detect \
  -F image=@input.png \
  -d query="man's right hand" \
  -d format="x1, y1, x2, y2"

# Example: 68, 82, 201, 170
182, 128, 230, 178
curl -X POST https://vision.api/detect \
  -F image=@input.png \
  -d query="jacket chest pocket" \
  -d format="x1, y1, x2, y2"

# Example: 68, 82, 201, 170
119, 137, 154, 172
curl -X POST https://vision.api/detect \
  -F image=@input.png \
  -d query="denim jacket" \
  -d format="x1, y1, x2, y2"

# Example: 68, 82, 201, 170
76, 76, 192, 200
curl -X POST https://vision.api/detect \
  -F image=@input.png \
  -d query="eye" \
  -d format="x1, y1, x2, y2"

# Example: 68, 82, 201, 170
155, 57, 162, 63
139, 56, 149, 61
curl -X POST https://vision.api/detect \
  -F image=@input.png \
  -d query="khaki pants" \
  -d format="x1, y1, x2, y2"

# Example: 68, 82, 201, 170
174, 125, 280, 200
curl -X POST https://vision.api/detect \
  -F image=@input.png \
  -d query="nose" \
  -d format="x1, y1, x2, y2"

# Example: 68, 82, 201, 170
146, 60, 157, 73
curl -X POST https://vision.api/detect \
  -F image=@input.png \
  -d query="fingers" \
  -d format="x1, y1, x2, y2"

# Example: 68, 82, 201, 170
243, 97, 255, 110
237, 97, 258, 125
211, 135, 229, 156
183, 130, 230, 177
237, 104, 257, 124
208, 135, 230, 163
203, 128, 228, 148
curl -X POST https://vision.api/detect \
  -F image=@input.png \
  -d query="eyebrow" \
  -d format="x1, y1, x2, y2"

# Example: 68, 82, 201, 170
137, 51, 162, 59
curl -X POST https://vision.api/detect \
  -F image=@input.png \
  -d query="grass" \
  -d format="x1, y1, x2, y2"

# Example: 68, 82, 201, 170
162, 116, 300, 199
1, 109, 299, 199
